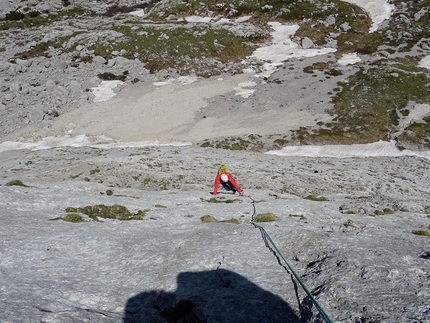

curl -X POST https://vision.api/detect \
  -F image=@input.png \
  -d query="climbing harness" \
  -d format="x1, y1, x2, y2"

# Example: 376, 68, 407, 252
246, 195, 333, 323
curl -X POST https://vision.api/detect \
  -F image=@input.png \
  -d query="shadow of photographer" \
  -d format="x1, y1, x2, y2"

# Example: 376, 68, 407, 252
124, 268, 301, 323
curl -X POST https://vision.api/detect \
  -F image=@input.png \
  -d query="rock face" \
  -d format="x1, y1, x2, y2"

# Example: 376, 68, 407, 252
0, 145, 429, 323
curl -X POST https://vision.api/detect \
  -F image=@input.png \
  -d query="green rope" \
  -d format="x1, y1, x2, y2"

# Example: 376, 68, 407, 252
247, 195, 333, 323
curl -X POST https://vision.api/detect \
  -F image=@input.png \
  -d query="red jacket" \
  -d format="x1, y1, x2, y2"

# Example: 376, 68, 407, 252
213, 171, 242, 195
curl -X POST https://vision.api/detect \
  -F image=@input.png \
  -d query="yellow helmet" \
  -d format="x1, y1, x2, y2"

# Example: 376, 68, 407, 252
218, 164, 227, 174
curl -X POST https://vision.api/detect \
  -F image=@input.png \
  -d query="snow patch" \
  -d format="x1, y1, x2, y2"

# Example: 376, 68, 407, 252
0, 134, 191, 152
266, 140, 430, 159
91, 80, 124, 102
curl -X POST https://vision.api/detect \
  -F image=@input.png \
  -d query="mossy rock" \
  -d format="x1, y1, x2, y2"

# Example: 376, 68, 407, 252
254, 212, 276, 222
200, 215, 218, 223
65, 204, 146, 221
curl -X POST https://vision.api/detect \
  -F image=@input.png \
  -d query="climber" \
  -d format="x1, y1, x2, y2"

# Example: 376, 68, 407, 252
212, 164, 243, 196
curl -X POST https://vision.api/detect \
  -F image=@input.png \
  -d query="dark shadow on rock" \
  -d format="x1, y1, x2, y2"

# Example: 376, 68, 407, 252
124, 268, 302, 323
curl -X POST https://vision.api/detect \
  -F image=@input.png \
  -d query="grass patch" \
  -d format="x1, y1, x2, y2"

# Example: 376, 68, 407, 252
88, 23, 263, 76
201, 197, 241, 203
296, 62, 430, 145
5, 180, 28, 187
304, 195, 328, 201
221, 218, 241, 224
65, 204, 146, 221
199, 134, 265, 151
1, 8, 88, 31
254, 212, 276, 222
412, 230, 430, 238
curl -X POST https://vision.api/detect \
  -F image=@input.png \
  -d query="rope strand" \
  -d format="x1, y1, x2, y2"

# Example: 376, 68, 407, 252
246, 195, 333, 323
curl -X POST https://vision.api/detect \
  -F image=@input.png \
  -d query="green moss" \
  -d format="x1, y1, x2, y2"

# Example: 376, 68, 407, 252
221, 218, 241, 224
412, 230, 430, 238
62, 213, 85, 222
106, 189, 114, 196
304, 195, 328, 202
154, 204, 167, 208
4, 11, 25, 21
202, 197, 241, 203
66, 204, 146, 221
374, 209, 385, 216
254, 212, 276, 222
5, 180, 27, 187
383, 208, 394, 214
200, 215, 218, 223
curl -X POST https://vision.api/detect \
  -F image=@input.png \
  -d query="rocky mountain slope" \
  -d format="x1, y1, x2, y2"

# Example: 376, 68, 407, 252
1, 0, 430, 148
0, 1, 430, 323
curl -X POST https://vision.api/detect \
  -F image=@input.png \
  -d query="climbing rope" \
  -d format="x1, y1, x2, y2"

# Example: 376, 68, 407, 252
246, 195, 333, 323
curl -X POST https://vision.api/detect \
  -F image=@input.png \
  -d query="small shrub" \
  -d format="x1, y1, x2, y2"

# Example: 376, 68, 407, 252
98, 72, 118, 81
6, 180, 27, 187
154, 204, 167, 208
200, 215, 217, 223
254, 212, 276, 222
28, 11, 41, 18
106, 189, 113, 196
5, 11, 25, 21
383, 208, 394, 214
412, 230, 430, 238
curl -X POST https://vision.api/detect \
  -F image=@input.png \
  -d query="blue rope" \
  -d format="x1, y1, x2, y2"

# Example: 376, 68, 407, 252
247, 195, 333, 323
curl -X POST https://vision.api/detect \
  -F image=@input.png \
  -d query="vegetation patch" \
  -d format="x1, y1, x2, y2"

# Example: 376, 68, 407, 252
254, 212, 276, 222
293, 62, 430, 146
88, 23, 264, 76
65, 204, 146, 221
201, 197, 242, 203
304, 195, 328, 202
61, 213, 85, 223
200, 215, 218, 223
1, 8, 88, 31
5, 180, 28, 187
221, 218, 241, 224
412, 230, 430, 238
199, 134, 266, 151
